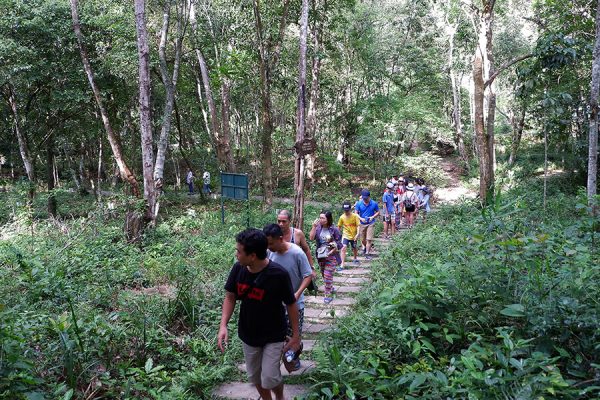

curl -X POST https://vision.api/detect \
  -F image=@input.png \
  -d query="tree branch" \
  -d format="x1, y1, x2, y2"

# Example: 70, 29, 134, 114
485, 53, 534, 88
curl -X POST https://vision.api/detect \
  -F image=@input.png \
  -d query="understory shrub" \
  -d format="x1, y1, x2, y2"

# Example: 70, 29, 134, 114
308, 189, 600, 399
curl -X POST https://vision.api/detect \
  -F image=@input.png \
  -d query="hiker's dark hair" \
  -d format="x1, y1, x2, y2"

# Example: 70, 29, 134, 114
236, 228, 268, 260
263, 223, 284, 239
321, 210, 334, 227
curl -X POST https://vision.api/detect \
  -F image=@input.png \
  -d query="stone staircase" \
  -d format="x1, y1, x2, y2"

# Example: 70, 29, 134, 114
213, 237, 390, 399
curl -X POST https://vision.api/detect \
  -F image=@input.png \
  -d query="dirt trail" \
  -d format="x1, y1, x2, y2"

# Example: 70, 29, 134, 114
434, 157, 476, 204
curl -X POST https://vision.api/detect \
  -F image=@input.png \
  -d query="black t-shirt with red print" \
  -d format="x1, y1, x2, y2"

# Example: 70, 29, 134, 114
224, 260, 296, 347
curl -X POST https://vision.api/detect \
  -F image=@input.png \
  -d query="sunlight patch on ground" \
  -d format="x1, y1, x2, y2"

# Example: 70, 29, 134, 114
435, 186, 476, 204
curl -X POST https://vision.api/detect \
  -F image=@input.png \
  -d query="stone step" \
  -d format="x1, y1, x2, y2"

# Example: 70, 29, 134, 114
318, 285, 362, 295
213, 382, 308, 399
303, 322, 333, 335
302, 339, 316, 352
238, 360, 316, 377
336, 269, 371, 278
332, 276, 370, 286
304, 307, 349, 324
304, 295, 356, 309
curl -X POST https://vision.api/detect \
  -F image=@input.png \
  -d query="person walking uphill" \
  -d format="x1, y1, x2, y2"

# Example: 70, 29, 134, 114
217, 229, 301, 400
382, 182, 396, 239
309, 211, 343, 304
186, 168, 194, 194
276, 210, 315, 273
355, 189, 380, 259
337, 201, 360, 268
264, 224, 313, 370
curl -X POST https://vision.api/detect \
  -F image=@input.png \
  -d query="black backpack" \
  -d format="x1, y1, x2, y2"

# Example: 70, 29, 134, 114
403, 193, 416, 212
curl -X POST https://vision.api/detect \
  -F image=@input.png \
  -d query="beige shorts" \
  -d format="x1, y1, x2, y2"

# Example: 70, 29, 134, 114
359, 223, 375, 242
242, 341, 284, 389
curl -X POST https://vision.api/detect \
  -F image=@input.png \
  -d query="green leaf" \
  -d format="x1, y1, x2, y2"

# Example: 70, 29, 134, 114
409, 374, 427, 391
63, 389, 74, 400
500, 304, 526, 317
145, 358, 154, 374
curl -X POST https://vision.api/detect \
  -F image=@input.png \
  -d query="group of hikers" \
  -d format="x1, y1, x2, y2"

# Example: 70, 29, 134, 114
186, 169, 211, 195
216, 175, 433, 399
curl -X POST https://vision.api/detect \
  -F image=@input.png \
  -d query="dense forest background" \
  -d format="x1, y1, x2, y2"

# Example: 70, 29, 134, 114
1, 0, 600, 398
2, 0, 597, 214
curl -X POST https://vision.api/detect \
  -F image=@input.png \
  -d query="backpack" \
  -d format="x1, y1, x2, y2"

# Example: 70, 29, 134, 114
403, 193, 416, 212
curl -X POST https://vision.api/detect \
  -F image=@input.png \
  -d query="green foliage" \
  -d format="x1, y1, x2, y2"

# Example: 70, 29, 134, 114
307, 185, 600, 398
0, 195, 264, 398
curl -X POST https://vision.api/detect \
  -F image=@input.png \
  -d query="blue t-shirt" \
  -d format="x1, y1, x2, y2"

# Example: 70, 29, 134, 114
382, 192, 395, 213
355, 199, 379, 225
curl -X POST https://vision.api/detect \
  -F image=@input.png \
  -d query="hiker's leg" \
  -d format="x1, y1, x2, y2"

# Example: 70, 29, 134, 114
242, 342, 272, 400
340, 239, 348, 267
323, 258, 334, 297
359, 225, 367, 252
260, 341, 285, 400
366, 224, 374, 254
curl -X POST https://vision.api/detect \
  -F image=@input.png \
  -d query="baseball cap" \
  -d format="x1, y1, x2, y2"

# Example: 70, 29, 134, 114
361, 189, 370, 198
342, 201, 351, 210
386, 182, 394, 189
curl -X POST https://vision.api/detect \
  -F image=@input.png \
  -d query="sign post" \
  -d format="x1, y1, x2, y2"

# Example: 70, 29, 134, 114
220, 172, 250, 227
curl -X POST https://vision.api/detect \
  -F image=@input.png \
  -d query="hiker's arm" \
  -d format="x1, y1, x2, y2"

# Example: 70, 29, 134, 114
283, 303, 301, 352
217, 291, 236, 352
295, 275, 312, 300
309, 219, 318, 241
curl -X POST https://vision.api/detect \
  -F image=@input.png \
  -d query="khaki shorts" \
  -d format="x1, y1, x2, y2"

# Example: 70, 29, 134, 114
242, 341, 284, 389
359, 223, 375, 242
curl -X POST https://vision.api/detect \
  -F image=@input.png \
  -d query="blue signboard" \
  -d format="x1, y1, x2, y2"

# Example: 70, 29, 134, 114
220, 172, 250, 226
221, 173, 249, 200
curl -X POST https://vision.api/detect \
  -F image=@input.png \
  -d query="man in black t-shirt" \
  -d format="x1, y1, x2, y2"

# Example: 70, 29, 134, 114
218, 229, 301, 400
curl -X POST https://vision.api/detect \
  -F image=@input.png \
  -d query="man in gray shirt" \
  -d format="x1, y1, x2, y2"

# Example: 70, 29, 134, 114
264, 223, 313, 338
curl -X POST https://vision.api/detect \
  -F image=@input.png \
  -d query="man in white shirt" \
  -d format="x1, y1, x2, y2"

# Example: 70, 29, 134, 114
202, 171, 211, 194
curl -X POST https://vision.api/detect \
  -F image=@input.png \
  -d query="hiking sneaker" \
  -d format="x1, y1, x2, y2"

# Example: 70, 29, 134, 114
294, 359, 302, 370
336, 266, 343, 272
323, 297, 333, 304
365, 254, 373, 260
353, 259, 360, 265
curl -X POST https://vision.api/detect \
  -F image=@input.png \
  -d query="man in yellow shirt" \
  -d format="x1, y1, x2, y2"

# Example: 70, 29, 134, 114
337, 201, 361, 268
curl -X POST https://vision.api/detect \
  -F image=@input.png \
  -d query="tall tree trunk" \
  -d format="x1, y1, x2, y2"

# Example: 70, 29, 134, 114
134, 0, 157, 223
190, 1, 234, 172
448, 22, 467, 164
221, 74, 235, 171
192, 68, 212, 143
47, 131, 57, 217
70, 0, 140, 197
472, 1, 495, 204
508, 108, 526, 166
154, 0, 184, 191
305, 0, 325, 188
588, 0, 600, 205
253, 0, 275, 208
7, 86, 35, 199
97, 134, 103, 199
293, 0, 309, 229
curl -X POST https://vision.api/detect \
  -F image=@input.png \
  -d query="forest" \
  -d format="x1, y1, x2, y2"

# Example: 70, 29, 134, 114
1, 0, 599, 398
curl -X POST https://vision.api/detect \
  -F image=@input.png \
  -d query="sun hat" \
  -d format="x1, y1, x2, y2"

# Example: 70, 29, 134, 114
407, 183, 414, 190
386, 182, 394, 189
361, 189, 370, 198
